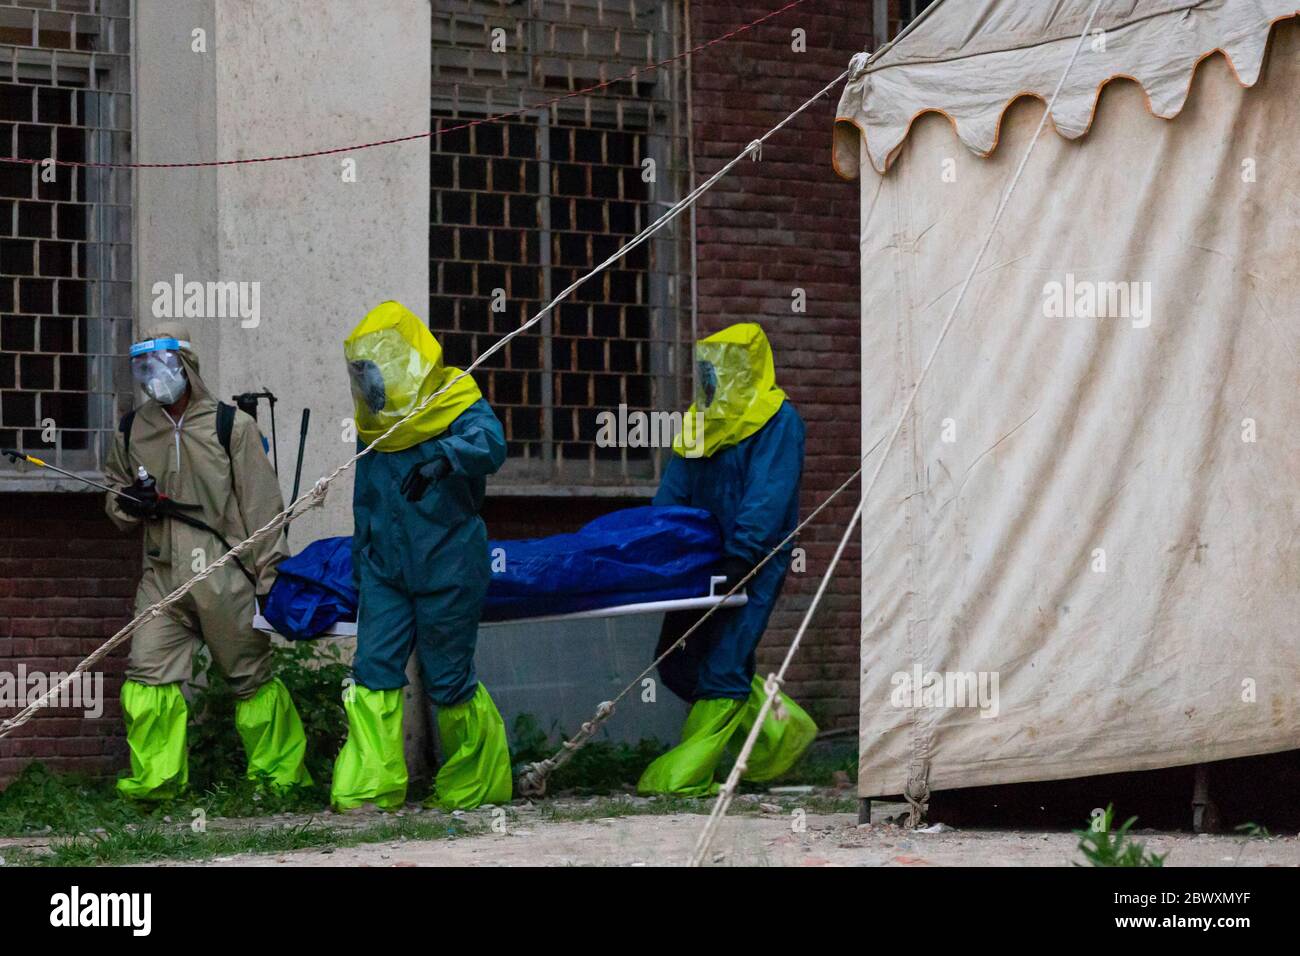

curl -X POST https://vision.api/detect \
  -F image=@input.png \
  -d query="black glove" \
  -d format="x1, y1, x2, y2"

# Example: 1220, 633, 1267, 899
400, 455, 452, 502
718, 556, 753, 592
119, 478, 161, 519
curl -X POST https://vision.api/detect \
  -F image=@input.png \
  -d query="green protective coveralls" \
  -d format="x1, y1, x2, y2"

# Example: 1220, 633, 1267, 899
330, 301, 512, 812
637, 324, 817, 797
105, 322, 311, 800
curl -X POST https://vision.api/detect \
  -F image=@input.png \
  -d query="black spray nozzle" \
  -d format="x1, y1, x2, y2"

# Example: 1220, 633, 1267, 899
1, 448, 23, 463
232, 389, 277, 421
232, 389, 280, 475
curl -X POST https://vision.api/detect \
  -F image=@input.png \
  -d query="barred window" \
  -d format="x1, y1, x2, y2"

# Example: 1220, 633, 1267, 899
0, 0, 132, 481
432, 0, 691, 490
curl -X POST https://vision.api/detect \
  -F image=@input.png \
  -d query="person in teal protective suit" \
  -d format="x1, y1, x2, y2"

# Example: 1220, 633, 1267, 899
330, 301, 512, 811
638, 323, 817, 797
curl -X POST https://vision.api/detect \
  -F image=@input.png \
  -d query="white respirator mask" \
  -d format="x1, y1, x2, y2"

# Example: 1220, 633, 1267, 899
129, 338, 190, 405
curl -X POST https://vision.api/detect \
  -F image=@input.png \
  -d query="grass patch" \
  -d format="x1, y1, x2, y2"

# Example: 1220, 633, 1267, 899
0, 762, 335, 839
1, 784, 858, 866
29, 812, 487, 867
0, 763, 150, 837
0, 643, 350, 839
1, 655, 853, 865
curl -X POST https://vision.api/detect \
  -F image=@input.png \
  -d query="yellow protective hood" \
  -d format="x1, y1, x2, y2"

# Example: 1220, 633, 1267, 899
343, 301, 482, 453
673, 323, 786, 458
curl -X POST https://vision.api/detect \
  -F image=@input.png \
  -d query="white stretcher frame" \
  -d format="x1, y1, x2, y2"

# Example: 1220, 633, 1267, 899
252, 575, 747, 638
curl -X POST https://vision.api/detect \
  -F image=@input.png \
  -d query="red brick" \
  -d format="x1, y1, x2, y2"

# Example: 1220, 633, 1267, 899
688, 1, 870, 730
0, 492, 139, 782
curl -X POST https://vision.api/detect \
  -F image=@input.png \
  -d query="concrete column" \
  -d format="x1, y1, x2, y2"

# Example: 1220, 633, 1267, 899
134, 0, 434, 772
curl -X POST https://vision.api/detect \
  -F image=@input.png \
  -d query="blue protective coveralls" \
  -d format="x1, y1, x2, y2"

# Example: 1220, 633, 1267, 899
350, 399, 505, 704
653, 400, 804, 699
638, 323, 818, 796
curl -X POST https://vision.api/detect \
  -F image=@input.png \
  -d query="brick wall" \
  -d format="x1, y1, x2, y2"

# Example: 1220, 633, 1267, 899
0, 492, 136, 783
688, 2, 869, 730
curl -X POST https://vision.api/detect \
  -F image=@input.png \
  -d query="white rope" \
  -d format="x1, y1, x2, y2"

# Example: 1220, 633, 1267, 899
687, 0, 1108, 866
0, 69, 848, 741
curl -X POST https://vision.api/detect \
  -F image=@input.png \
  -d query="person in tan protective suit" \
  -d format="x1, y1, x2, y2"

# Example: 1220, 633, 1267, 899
104, 322, 312, 800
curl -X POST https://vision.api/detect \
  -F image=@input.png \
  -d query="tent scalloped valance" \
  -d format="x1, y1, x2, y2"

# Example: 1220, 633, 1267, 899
833, 0, 1299, 178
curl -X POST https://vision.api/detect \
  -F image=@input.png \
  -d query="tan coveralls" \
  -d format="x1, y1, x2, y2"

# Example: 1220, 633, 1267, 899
105, 322, 290, 698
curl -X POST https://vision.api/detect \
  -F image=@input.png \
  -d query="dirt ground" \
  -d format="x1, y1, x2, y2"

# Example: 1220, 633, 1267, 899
151, 798, 1300, 868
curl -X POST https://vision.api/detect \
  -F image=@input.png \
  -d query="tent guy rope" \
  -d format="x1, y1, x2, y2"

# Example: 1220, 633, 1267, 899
686, 0, 1109, 867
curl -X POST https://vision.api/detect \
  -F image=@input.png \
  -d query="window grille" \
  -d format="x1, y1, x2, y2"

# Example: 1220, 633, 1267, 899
0, 0, 132, 480
432, 0, 691, 489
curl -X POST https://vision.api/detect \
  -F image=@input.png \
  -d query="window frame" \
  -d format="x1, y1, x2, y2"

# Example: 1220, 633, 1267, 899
431, 0, 690, 494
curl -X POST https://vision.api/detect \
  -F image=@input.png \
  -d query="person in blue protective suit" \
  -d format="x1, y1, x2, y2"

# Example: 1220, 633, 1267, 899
330, 301, 512, 812
638, 323, 817, 797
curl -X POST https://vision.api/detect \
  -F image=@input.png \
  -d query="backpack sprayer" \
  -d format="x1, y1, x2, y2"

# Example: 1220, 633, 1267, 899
232, 390, 311, 538
232, 389, 280, 474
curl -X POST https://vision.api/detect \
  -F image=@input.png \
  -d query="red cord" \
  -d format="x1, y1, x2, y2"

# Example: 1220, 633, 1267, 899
2, 0, 810, 170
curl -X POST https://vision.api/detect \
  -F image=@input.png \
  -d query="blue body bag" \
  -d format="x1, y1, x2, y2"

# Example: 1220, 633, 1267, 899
261, 505, 724, 640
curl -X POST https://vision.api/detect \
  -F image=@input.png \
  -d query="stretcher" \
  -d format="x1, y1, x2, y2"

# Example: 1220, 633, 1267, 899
252, 575, 746, 638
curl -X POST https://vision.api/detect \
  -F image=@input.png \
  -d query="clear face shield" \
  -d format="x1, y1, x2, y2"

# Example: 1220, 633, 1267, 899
129, 338, 190, 405
693, 340, 754, 419
695, 358, 720, 410
344, 327, 434, 433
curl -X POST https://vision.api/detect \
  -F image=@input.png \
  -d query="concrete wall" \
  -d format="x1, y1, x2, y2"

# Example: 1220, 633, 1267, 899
134, 0, 431, 545
132, 0, 219, 401
477, 614, 688, 746
211, 1, 430, 544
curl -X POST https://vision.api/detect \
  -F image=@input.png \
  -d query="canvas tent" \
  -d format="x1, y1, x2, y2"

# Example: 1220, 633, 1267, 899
834, 0, 1300, 806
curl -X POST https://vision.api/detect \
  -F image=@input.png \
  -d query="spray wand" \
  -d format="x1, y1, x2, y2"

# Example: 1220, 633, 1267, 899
1, 448, 258, 591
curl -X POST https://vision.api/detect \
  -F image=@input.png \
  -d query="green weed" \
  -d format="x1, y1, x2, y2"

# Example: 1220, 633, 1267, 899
1075, 805, 1166, 867
508, 713, 665, 793
187, 641, 350, 794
